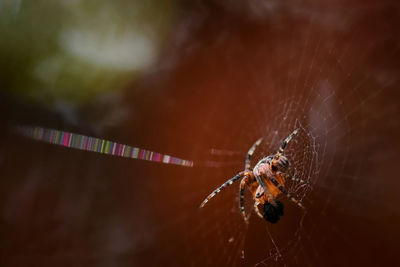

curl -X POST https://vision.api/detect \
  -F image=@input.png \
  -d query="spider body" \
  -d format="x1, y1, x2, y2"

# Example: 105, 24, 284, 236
252, 155, 290, 201
200, 129, 307, 223
253, 157, 286, 202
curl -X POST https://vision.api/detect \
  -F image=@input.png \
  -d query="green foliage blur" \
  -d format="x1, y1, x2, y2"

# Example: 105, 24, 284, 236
0, 0, 179, 105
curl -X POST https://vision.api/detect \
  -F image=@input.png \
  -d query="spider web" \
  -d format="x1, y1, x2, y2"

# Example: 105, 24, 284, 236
0, 1, 399, 266
143, 1, 399, 266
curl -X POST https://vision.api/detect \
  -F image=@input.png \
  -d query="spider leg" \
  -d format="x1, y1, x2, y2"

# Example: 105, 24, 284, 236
284, 173, 309, 184
255, 175, 277, 206
273, 128, 299, 163
265, 173, 305, 209
200, 171, 247, 208
239, 177, 249, 222
253, 201, 263, 219
239, 172, 258, 222
245, 137, 263, 171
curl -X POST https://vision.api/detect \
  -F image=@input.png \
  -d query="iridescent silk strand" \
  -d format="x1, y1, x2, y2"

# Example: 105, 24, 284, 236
15, 126, 193, 167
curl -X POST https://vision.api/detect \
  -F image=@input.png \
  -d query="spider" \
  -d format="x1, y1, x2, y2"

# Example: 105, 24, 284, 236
200, 128, 307, 223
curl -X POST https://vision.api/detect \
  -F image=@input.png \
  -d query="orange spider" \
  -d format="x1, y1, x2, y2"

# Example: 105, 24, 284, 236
200, 129, 307, 223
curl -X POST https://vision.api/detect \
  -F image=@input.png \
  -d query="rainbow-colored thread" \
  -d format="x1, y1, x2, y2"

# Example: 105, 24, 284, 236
15, 126, 193, 167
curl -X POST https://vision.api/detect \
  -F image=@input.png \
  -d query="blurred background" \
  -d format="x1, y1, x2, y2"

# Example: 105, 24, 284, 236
0, 0, 399, 266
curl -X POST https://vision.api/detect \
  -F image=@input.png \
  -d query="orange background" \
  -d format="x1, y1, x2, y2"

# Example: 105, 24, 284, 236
0, 1, 399, 266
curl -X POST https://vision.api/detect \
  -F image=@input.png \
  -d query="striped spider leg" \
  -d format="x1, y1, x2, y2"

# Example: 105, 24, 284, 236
265, 128, 306, 209
245, 137, 263, 171
284, 173, 308, 184
271, 128, 299, 170
200, 171, 252, 209
261, 172, 305, 209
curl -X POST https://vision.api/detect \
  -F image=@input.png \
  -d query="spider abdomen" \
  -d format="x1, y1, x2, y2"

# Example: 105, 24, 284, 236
263, 201, 284, 223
